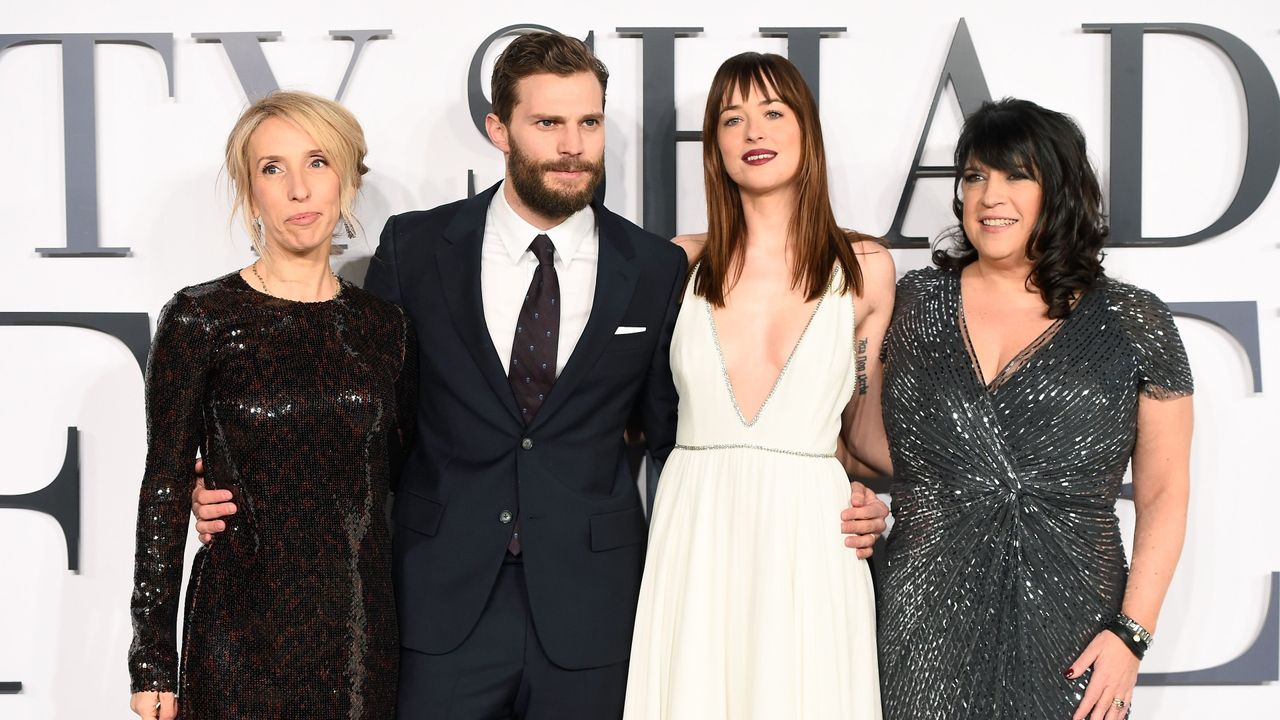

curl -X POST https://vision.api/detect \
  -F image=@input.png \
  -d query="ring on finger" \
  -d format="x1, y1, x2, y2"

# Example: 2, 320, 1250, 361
1112, 698, 1126, 708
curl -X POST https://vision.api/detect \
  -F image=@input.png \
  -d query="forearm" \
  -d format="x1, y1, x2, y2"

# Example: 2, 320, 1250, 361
1122, 482, 1188, 632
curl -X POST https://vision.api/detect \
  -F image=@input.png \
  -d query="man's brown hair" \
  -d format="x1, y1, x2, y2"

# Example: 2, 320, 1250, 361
490, 32, 609, 123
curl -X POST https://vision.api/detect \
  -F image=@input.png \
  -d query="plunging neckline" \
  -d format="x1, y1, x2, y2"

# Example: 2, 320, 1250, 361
955, 277, 1081, 393
705, 293, 827, 427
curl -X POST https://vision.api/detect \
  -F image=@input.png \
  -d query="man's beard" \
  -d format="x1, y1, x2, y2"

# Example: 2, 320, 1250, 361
507, 139, 603, 220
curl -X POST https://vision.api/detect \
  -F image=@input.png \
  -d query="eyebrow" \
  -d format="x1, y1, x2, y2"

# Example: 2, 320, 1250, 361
256, 149, 325, 164
719, 97, 781, 113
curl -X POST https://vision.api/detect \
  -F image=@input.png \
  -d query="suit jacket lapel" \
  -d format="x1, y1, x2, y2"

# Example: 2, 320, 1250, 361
436, 184, 524, 426
529, 203, 639, 432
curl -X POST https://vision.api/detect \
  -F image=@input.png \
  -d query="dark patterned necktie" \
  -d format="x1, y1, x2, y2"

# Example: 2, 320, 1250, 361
505, 234, 559, 554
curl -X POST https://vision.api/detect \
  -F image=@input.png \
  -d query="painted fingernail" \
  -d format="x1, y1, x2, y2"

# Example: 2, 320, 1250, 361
1063, 668, 1075, 679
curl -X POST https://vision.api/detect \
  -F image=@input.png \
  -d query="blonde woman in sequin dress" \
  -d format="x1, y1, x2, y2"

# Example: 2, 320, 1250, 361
128, 91, 414, 720
878, 98, 1193, 720
624, 52, 894, 720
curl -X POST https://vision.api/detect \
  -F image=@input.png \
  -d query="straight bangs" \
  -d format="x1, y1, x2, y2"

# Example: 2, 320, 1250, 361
958, 112, 1044, 184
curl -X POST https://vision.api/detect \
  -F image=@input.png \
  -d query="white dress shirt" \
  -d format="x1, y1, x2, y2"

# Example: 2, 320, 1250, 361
481, 182, 599, 377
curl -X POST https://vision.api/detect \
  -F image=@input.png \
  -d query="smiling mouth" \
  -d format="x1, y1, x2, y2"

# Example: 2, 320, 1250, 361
980, 218, 1017, 227
742, 150, 777, 165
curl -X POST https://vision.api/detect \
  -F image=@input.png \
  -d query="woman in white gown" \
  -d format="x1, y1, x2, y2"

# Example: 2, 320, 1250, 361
624, 52, 895, 719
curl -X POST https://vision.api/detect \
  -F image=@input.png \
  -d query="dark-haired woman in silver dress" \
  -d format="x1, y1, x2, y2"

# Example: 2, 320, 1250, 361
878, 98, 1193, 720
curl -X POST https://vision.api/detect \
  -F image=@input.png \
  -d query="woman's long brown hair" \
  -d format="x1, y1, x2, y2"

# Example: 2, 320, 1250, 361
694, 52, 865, 306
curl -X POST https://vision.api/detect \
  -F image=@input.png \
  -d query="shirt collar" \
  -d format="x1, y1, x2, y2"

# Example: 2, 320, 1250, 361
490, 180, 596, 268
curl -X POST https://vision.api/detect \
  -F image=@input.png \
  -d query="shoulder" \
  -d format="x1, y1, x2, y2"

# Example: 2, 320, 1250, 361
1095, 276, 1178, 330
342, 282, 409, 324
847, 234, 895, 289
672, 233, 707, 265
598, 207, 686, 274
166, 272, 244, 315
1096, 276, 1170, 310
894, 266, 950, 309
382, 199, 470, 239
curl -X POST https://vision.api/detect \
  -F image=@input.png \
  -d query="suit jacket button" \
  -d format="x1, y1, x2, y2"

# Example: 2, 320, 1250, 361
521, 438, 534, 450
499, 510, 513, 524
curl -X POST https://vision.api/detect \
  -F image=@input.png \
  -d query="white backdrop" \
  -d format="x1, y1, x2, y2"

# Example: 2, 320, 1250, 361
1, 0, 1277, 717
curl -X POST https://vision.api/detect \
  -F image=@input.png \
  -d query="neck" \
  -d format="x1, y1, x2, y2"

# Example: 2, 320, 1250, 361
503, 177, 569, 231
739, 185, 797, 255
255, 243, 337, 301
965, 255, 1040, 298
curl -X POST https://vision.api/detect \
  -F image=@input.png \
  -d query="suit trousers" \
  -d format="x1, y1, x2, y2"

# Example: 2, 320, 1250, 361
396, 557, 629, 720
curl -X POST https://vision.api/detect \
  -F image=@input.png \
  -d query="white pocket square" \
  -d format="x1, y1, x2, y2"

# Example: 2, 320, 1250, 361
614, 326, 646, 335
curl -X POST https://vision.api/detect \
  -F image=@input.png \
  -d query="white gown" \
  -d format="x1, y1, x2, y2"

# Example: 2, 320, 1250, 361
624, 266, 881, 719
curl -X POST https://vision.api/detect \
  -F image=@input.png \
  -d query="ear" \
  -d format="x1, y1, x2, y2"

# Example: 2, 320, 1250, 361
485, 113, 510, 154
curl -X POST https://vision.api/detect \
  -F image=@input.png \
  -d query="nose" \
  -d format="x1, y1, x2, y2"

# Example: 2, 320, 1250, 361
979, 176, 1007, 206
287, 169, 311, 201
559, 124, 584, 156
743, 116, 765, 143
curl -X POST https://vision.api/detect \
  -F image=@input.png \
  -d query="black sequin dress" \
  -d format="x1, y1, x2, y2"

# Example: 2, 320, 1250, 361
878, 267, 1192, 720
128, 272, 416, 719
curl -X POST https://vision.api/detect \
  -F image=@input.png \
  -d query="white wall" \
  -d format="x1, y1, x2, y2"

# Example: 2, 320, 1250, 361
0, 0, 1276, 717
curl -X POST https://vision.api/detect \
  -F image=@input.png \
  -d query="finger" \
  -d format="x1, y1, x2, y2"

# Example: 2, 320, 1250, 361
195, 519, 226, 535
194, 457, 204, 475
1103, 694, 1125, 720
130, 692, 158, 720
843, 532, 876, 549
1073, 675, 1104, 720
159, 693, 178, 720
1066, 639, 1101, 681
841, 501, 880, 520
842, 518, 887, 536
1081, 682, 1112, 720
194, 488, 234, 505
198, 532, 213, 545
196, 502, 236, 520
848, 481, 871, 505
1090, 685, 1116, 720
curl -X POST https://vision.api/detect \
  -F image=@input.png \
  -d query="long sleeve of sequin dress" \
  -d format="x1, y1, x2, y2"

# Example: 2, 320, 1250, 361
129, 292, 211, 694
877, 268, 1192, 720
128, 273, 414, 719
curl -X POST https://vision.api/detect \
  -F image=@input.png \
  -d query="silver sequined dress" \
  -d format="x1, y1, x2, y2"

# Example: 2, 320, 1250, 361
878, 267, 1192, 719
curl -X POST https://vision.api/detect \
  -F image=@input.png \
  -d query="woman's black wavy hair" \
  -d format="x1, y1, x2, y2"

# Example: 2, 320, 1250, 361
933, 98, 1108, 318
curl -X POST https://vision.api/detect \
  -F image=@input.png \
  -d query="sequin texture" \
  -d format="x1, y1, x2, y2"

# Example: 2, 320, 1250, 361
128, 272, 417, 719
878, 268, 1192, 720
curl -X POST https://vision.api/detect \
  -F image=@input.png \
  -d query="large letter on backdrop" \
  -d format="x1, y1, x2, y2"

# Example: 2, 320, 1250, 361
884, 19, 992, 248
1083, 23, 1280, 246
0, 33, 174, 257
617, 27, 703, 239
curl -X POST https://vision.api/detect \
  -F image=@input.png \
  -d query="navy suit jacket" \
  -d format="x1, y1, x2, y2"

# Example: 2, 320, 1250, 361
363, 183, 685, 669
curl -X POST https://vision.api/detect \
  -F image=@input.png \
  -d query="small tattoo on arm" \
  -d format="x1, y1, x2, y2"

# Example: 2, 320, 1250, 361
855, 338, 869, 395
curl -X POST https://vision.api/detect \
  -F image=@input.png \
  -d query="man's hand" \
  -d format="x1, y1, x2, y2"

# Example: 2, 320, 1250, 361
130, 691, 176, 720
191, 457, 236, 544
840, 480, 889, 559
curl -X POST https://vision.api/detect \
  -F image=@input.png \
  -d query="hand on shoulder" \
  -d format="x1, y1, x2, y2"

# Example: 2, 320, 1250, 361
672, 233, 707, 264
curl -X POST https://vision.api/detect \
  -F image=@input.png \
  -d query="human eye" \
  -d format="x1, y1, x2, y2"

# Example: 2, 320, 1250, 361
536, 118, 556, 128
722, 115, 742, 127
309, 155, 329, 169
961, 171, 984, 183
582, 118, 600, 128
261, 162, 282, 176
765, 109, 783, 119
